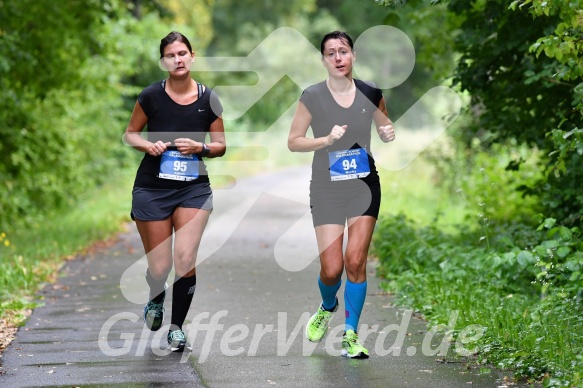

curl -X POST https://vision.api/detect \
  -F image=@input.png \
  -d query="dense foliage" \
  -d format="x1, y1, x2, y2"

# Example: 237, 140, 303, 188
0, 0, 133, 230
379, 0, 583, 226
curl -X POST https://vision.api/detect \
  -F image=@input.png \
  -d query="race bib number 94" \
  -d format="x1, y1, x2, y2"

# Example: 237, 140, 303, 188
159, 151, 199, 181
328, 148, 370, 181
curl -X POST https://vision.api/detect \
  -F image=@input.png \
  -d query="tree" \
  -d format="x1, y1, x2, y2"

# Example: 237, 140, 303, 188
521, 0, 583, 224
377, 0, 583, 226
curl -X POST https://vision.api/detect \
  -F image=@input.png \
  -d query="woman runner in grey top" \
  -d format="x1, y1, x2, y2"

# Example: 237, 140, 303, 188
288, 30, 395, 359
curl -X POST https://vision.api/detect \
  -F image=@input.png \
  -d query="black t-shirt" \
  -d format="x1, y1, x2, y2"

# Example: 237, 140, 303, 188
133, 80, 223, 189
299, 79, 384, 182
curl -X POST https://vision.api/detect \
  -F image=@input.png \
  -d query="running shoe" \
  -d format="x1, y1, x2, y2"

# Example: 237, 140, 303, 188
341, 329, 369, 359
305, 298, 338, 343
143, 300, 165, 331
167, 329, 186, 352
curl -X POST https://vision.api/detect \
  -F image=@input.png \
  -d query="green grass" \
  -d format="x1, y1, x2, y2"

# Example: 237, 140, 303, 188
0, 169, 135, 326
379, 253, 583, 387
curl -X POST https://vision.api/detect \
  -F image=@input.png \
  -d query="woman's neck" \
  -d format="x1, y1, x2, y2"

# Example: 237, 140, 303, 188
326, 76, 355, 95
167, 76, 195, 94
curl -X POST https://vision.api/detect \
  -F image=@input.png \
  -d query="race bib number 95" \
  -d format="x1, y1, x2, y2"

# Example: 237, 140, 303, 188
159, 151, 199, 181
328, 148, 370, 181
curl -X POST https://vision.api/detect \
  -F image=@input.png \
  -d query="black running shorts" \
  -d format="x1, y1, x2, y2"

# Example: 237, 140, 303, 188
131, 183, 213, 221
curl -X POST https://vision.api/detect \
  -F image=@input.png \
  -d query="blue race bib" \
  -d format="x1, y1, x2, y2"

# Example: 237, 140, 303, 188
328, 148, 370, 181
159, 151, 199, 181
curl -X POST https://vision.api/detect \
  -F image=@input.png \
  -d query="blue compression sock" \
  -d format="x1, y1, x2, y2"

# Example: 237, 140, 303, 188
318, 276, 341, 311
344, 279, 367, 332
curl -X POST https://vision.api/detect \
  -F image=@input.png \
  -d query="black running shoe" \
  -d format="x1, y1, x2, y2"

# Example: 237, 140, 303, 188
167, 329, 186, 352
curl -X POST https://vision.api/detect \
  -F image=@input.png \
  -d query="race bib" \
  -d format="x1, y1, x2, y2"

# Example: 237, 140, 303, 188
158, 151, 199, 181
328, 148, 370, 181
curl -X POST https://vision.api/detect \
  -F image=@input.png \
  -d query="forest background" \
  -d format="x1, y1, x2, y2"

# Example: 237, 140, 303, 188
0, 0, 581, 386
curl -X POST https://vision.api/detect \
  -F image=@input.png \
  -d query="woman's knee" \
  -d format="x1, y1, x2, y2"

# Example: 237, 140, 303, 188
345, 254, 366, 277
320, 265, 343, 284
148, 262, 172, 279
173, 251, 197, 276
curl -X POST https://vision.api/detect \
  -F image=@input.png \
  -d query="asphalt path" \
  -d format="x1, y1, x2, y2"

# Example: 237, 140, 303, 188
0, 166, 534, 387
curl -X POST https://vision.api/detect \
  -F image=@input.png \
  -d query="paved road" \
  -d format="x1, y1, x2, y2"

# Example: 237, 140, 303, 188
0, 166, 532, 387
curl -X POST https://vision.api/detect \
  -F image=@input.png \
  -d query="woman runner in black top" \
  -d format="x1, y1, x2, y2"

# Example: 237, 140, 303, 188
123, 31, 226, 352
288, 31, 395, 358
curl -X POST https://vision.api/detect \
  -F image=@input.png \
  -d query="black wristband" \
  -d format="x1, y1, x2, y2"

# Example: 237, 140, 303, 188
200, 143, 210, 157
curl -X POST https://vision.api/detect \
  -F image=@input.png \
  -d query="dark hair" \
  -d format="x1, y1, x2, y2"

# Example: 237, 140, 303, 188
320, 31, 354, 55
159, 31, 193, 58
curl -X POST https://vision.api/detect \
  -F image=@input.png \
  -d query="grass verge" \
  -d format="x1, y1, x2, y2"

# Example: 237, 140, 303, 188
0, 169, 135, 352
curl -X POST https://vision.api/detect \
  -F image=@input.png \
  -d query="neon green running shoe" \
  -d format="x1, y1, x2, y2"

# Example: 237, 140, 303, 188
306, 298, 338, 343
342, 330, 369, 359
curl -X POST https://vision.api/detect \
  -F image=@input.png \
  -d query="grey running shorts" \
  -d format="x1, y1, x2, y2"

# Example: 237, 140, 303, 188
310, 174, 381, 227
131, 183, 213, 221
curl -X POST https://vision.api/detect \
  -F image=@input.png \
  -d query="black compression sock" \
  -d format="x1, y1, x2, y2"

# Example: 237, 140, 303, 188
171, 274, 197, 329
145, 269, 167, 303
